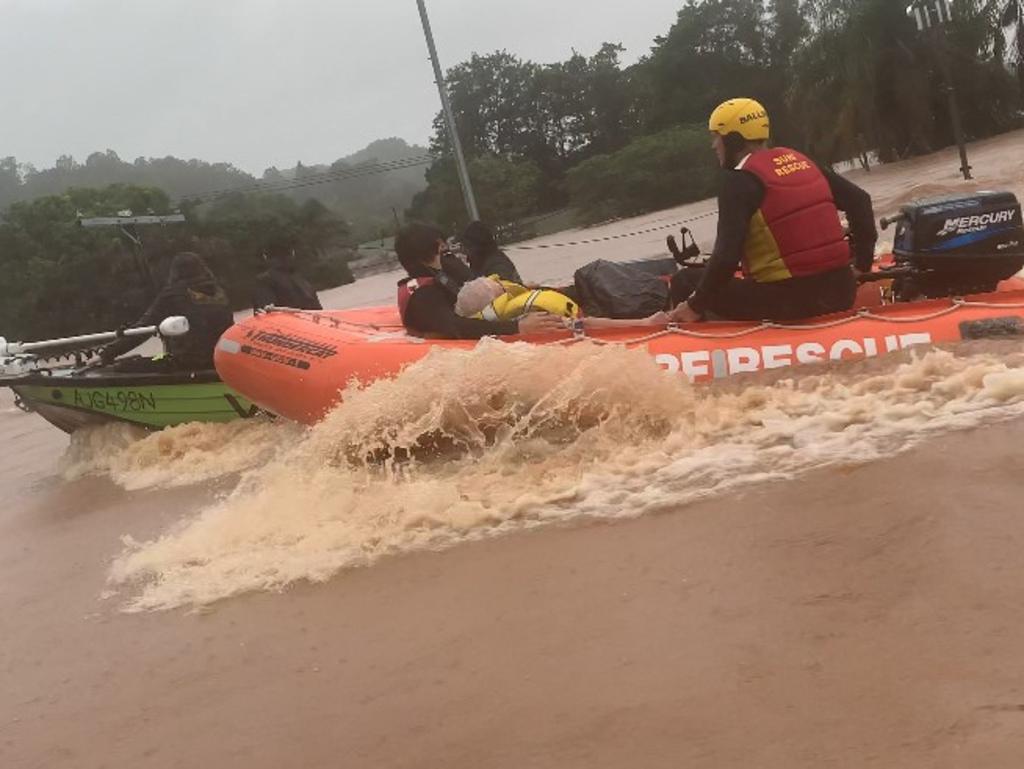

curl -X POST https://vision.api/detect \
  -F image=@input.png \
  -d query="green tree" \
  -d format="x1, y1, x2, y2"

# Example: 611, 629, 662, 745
0, 157, 21, 211
195, 193, 354, 300
566, 126, 717, 224
998, 0, 1024, 95
635, 0, 774, 134
407, 155, 542, 234
790, 0, 1020, 164
422, 43, 637, 214
429, 51, 540, 160
0, 185, 356, 340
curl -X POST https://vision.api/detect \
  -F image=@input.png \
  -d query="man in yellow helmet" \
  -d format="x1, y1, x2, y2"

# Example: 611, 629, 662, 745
670, 98, 876, 322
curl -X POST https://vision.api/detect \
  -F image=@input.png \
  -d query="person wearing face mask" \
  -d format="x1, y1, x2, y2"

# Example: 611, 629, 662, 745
669, 98, 876, 322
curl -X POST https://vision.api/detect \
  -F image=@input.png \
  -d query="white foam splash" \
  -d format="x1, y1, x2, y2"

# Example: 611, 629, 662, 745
62, 417, 297, 490
106, 341, 1024, 611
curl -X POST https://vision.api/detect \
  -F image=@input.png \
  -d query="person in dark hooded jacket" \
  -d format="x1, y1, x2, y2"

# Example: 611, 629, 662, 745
459, 220, 522, 283
99, 251, 234, 370
252, 237, 322, 310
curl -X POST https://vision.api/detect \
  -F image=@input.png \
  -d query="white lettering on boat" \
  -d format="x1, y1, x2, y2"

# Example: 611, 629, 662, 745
937, 209, 1016, 236
654, 332, 933, 380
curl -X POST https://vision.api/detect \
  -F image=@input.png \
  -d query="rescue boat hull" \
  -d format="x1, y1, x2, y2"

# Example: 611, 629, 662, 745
214, 284, 1024, 425
5, 368, 260, 433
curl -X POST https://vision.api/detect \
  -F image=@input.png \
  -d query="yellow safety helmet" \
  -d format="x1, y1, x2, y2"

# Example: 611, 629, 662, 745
708, 98, 770, 142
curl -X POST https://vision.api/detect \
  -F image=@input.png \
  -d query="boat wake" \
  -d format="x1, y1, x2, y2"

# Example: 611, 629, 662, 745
62, 417, 296, 491
80, 339, 1024, 611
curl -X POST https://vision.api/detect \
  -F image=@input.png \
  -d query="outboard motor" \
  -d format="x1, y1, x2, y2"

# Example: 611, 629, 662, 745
882, 191, 1024, 300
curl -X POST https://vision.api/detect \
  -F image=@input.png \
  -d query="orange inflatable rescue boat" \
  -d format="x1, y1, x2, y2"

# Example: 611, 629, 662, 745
214, 193, 1024, 424
213, 284, 1024, 425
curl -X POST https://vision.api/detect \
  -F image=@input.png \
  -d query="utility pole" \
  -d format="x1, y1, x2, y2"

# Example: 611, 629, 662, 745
415, 0, 480, 221
907, 0, 972, 179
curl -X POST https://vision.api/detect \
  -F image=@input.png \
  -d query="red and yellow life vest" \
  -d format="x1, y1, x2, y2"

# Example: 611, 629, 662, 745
396, 276, 434, 324
739, 148, 851, 283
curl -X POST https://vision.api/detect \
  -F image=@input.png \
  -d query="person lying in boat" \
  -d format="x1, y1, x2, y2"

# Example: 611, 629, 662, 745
669, 98, 877, 323
396, 223, 563, 339
458, 220, 523, 283
455, 277, 577, 321
98, 251, 234, 371
454, 276, 668, 329
253, 235, 322, 311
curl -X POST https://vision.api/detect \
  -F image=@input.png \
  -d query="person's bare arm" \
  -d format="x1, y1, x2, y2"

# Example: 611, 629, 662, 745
578, 311, 669, 329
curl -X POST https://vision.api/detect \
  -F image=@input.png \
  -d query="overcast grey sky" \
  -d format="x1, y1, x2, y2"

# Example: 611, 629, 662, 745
1, 0, 684, 174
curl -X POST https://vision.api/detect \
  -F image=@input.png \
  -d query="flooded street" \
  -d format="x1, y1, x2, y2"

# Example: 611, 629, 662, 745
4, 400, 1024, 767
4, 131, 1024, 767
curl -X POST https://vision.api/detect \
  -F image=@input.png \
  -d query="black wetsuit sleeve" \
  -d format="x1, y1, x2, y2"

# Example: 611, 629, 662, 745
688, 171, 762, 315
100, 292, 168, 360
252, 275, 275, 310
485, 251, 523, 284
821, 167, 877, 271
404, 286, 519, 339
470, 249, 523, 284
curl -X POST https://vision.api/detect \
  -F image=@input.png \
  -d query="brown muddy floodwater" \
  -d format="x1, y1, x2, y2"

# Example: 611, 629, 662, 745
4, 131, 1024, 768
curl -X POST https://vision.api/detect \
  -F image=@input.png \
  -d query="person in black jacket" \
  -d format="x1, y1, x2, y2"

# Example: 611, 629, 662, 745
395, 223, 562, 339
253, 237, 322, 310
459, 220, 523, 283
99, 251, 234, 370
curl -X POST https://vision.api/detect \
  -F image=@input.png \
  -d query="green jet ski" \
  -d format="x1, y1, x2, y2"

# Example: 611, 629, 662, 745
1, 316, 259, 434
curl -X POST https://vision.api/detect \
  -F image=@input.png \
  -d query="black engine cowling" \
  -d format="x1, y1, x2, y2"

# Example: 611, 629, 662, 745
888, 191, 1024, 300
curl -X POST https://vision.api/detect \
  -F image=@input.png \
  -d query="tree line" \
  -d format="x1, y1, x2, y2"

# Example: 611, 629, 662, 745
0, 139, 430, 339
0, 184, 354, 340
408, 0, 1024, 228
0, 137, 428, 244
4, 0, 1022, 339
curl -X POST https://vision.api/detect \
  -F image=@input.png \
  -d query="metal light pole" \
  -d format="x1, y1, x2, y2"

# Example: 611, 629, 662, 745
416, 0, 480, 221
907, 0, 972, 179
